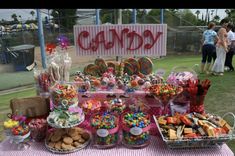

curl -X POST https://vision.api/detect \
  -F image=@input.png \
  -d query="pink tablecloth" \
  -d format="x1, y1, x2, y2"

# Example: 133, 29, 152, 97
0, 136, 233, 156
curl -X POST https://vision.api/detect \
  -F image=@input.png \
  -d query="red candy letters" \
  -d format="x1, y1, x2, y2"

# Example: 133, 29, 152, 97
77, 28, 163, 52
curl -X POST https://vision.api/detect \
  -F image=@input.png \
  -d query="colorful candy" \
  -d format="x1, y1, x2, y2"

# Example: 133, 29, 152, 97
50, 82, 78, 109
34, 69, 52, 96
110, 98, 126, 114
12, 124, 29, 136
81, 99, 101, 115
4, 119, 19, 129
122, 111, 151, 148
91, 112, 119, 148
28, 118, 47, 142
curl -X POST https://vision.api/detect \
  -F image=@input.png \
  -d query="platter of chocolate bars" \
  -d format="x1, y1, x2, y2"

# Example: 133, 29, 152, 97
153, 112, 235, 149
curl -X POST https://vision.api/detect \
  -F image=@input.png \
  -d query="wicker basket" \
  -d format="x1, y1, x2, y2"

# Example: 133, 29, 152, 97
153, 112, 235, 149
10, 96, 50, 118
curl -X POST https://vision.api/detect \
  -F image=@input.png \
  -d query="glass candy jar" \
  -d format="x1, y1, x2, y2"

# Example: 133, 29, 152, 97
90, 112, 119, 149
121, 111, 151, 148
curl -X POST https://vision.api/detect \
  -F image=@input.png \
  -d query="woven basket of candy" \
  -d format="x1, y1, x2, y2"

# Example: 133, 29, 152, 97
45, 128, 91, 154
153, 112, 235, 149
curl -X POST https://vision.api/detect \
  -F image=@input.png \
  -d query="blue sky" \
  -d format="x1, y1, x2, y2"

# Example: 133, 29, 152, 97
0, 9, 227, 22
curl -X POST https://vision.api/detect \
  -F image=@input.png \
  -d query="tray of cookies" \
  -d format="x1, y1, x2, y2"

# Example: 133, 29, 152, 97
153, 112, 235, 149
45, 127, 91, 154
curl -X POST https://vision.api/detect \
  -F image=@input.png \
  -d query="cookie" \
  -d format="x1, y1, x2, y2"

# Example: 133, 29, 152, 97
125, 58, 139, 74
54, 129, 66, 136
138, 57, 153, 75
68, 128, 77, 137
78, 138, 85, 143
47, 132, 54, 142
51, 133, 62, 142
124, 62, 134, 75
72, 134, 82, 141
55, 141, 62, 150
48, 142, 56, 148
81, 132, 90, 140
84, 64, 95, 75
63, 137, 73, 145
62, 134, 70, 138
95, 58, 107, 74
73, 141, 82, 147
61, 143, 75, 150
75, 127, 84, 134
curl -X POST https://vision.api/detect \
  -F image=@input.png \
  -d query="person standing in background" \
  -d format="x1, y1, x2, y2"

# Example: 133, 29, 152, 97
211, 20, 229, 76
200, 22, 218, 74
225, 23, 235, 71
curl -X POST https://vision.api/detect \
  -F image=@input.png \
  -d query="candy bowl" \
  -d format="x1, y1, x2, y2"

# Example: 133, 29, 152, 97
45, 127, 92, 154
10, 124, 31, 148
149, 84, 183, 115
81, 99, 102, 115
167, 66, 197, 87
121, 111, 151, 148
50, 82, 78, 110
90, 112, 119, 149
28, 118, 47, 142
109, 98, 126, 114
47, 108, 85, 129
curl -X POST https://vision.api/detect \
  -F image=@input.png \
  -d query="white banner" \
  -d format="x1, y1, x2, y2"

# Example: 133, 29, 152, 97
74, 24, 167, 56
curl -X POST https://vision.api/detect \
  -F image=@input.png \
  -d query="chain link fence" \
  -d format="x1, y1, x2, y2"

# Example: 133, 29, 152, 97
1, 9, 208, 54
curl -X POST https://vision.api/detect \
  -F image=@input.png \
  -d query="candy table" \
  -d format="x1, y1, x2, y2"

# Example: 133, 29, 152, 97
0, 136, 233, 156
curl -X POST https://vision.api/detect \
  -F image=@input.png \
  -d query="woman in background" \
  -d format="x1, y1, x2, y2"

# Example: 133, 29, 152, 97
200, 22, 218, 74
211, 20, 228, 76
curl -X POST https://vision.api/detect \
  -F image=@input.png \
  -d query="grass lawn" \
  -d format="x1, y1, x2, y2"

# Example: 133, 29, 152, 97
0, 54, 235, 152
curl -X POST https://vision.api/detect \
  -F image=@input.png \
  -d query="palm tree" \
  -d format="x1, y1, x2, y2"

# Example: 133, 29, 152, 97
195, 10, 200, 19
30, 10, 35, 19
11, 13, 18, 22
213, 15, 220, 24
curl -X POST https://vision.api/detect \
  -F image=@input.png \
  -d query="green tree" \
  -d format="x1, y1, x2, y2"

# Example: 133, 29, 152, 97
179, 9, 197, 26
225, 9, 235, 23
51, 9, 77, 31
11, 13, 18, 22
30, 10, 35, 19
100, 9, 115, 24
212, 15, 220, 25
195, 10, 200, 19
122, 9, 132, 24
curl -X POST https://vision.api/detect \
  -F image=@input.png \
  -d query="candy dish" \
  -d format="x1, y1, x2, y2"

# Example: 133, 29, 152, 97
121, 111, 151, 148
81, 99, 102, 115
153, 112, 235, 149
47, 110, 85, 128
28, 118, 47, 142
45, 128, 91, 154
90, 112, 119, 149
50, 82, 78, 109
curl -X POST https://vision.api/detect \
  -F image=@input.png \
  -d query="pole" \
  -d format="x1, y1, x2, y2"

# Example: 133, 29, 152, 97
132, 9, 137, 24
116, 9, 122, 61
118, 9, 122, 24
36, 9, 47, 69
160, 9, 164, 24
96, 9, 100, 25
96, 9, 100, 59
